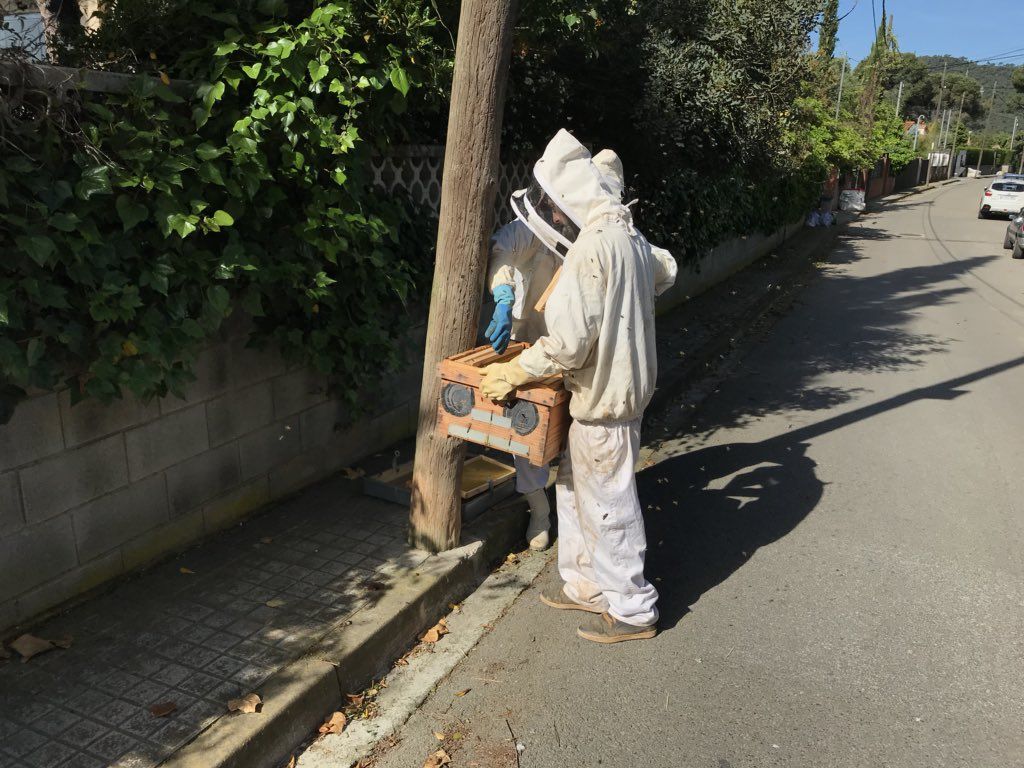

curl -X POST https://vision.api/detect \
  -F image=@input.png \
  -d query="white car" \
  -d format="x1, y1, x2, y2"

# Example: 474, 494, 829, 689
979, 180, 1024, 218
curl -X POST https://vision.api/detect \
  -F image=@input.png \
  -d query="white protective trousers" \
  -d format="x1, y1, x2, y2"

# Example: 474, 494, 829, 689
556, 418, 658, 627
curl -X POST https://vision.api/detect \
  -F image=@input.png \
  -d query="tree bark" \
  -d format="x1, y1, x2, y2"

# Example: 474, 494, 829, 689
408, 0, 519, 552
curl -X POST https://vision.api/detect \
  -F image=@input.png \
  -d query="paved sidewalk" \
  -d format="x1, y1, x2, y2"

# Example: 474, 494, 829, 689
0, 478, 423, 768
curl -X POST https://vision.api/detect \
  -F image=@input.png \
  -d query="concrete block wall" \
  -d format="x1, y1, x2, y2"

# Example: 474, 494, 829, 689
0, 316, 426, 635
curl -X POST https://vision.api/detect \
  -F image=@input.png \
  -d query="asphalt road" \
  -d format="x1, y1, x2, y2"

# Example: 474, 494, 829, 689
371, 181, 1024, 768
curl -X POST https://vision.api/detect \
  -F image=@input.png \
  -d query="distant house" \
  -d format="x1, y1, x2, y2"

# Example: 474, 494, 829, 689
903, 120, 928, 139
1, 0, 45, 58
1, 0, 103, 59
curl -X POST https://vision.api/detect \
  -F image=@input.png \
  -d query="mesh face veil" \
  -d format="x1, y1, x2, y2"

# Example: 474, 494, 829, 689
510, 181, 582, 258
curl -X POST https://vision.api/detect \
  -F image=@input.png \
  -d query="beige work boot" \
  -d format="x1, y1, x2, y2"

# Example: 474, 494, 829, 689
577, 612, 657, 644
538, 583, 605, 613
523, 489, 551, 551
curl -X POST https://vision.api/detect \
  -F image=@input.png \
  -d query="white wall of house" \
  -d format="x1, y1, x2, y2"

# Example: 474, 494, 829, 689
1, 10, 46, 59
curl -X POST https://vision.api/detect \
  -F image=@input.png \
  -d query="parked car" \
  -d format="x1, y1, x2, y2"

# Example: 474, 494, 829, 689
1008, 208, 1024, 259
979, 180, 1024, 218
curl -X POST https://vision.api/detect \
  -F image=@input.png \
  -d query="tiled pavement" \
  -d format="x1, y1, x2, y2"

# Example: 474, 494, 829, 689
0, 476, 427, 768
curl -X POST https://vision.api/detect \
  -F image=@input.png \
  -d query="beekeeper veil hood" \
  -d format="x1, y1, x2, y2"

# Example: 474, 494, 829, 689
511, 129, 621, 257
592, 148, 624, 200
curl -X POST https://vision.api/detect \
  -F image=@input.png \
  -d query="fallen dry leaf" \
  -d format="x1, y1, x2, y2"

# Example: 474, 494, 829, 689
422, 749, 451, 768
342, 467, 366, 480
318, 711, 346, 735
454, 688, 471, 697
265, 599, 286, 609
433, 731, 445, 741
345, 693, 365, 707
179, 567, 195, 575
52, 634, 73, 649
420, 618, 449, 644
149, 701, 177, 718
285, 757, 295, 768
228, 693, 262, 714
505, 553, 519, 564
394, 657, 409, 666
10, 634, 55, 662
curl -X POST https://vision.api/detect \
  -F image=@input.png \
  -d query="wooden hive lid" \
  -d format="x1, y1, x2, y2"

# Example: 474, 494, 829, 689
439, 343, 570, 407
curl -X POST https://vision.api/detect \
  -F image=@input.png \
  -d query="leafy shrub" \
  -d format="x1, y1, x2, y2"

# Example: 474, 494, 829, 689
1, 1, 445, 413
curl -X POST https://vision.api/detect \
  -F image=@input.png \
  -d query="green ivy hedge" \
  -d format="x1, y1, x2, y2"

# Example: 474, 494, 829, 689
0, 1, 443, 417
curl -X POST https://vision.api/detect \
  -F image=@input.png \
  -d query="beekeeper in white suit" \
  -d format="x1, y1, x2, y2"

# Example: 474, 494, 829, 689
483, 148, 674, 555
480, 129, 676, 644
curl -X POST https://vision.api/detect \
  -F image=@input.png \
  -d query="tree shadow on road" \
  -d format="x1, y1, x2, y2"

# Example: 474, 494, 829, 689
655, 244, 998, 440
640, 355, 1024, 631
641, 438, 820, 630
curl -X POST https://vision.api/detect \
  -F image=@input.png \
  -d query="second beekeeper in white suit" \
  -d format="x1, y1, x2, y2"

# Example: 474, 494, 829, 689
481, 129, 676, 644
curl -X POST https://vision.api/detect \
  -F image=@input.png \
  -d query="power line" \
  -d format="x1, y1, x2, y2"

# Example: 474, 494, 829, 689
916, 51, 1024, 73
973, 45, 1024, 62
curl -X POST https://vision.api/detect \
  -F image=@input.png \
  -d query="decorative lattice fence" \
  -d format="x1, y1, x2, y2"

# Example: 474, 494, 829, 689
370, 145, 534, 225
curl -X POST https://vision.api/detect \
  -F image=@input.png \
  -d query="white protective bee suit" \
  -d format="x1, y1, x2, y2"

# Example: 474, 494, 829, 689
512, 129, 676, 627
487, 149, 676, 556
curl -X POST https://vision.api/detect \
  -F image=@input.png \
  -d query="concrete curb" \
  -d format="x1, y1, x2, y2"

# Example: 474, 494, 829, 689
161, 505, 528, 768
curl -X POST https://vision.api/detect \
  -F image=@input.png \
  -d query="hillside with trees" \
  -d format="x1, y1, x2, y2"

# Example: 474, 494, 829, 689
879, 53, 1022, 143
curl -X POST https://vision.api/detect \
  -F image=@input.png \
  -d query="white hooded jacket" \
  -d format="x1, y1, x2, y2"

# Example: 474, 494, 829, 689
517, 130, 674, 423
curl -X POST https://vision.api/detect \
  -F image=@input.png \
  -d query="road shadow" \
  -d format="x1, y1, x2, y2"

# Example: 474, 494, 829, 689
641, 438, 820, 629
657, 243, 996, 438
639, 355, 1024, 630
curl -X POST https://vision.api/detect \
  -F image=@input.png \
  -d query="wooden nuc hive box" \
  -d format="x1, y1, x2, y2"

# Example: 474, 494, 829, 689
437, 342, 570, 467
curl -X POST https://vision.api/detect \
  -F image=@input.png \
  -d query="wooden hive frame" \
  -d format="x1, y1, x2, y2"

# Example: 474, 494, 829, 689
437, 342, 570, 467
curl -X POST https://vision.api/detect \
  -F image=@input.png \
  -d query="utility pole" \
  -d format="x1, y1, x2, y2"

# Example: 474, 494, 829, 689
932, 62, 948, 122
895, 81, 904, 118
835, 56, 847, 121
981, 79, 998, 174
409, 0, 519, 551
1010, 116, 1019, 174
948, 91, 967, 179
926, 64, 949, 185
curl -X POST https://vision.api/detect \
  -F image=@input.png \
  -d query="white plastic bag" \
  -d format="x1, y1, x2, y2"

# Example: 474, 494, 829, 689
839, 190, 866, 212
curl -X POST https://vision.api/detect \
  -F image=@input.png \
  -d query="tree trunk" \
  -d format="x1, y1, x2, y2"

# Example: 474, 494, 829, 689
408, 0, 519, 552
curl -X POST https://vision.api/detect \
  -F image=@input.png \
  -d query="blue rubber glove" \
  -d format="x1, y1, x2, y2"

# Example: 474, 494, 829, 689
485, 285, 515, 354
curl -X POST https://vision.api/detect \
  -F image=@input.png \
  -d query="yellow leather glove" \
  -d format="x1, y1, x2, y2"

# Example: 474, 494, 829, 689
479, 356, 537, 401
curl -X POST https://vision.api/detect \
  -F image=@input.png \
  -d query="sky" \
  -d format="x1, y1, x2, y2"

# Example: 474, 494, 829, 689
837, 0, 1024, 66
